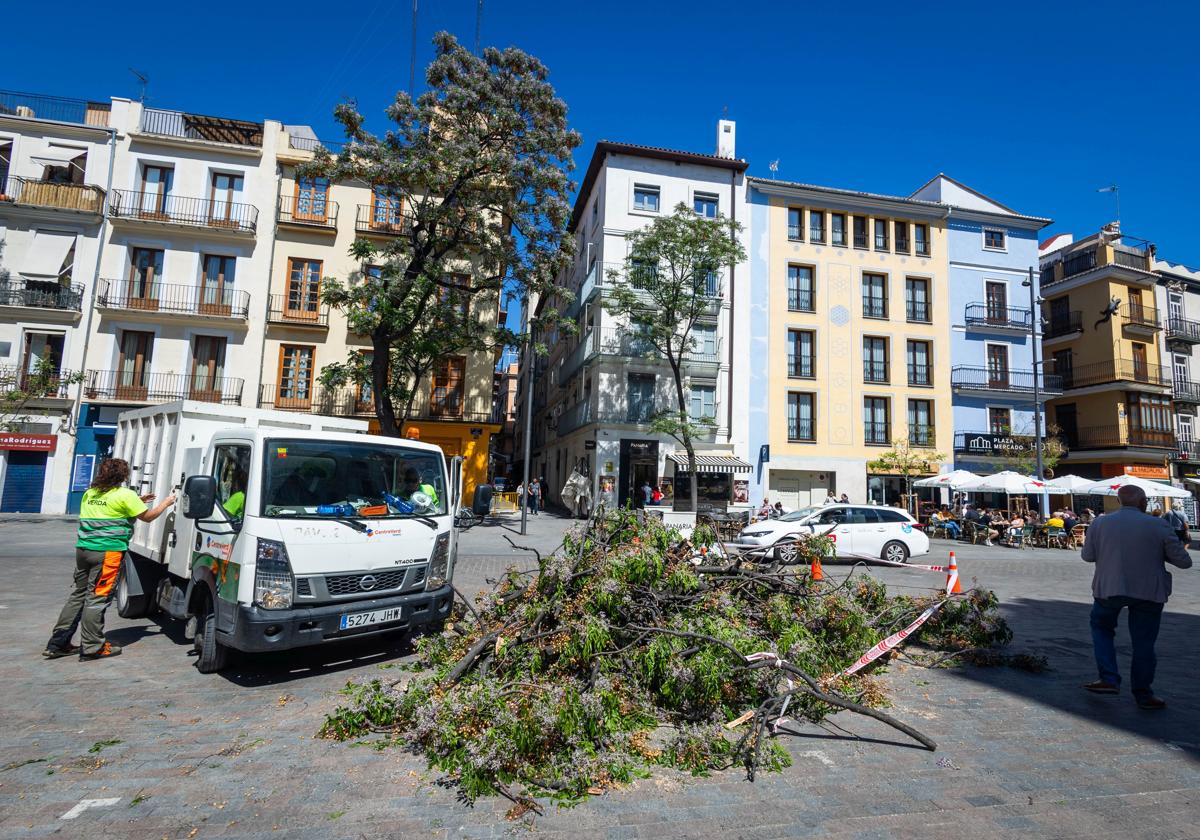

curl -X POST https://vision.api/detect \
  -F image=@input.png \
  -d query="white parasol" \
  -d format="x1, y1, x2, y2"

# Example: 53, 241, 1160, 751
1080, 474, 1191, 499
912, 470, 981, 489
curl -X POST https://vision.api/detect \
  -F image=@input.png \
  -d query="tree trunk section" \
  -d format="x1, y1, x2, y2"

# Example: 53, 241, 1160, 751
372, 331, 399, 436
668, 360, 698, 514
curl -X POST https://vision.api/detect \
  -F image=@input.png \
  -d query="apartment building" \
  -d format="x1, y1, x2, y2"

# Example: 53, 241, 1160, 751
261, 137, 503, 497
0, 91, 115, 512
909, 175, 1056, 473
745, 177, 952, 508
532, 125, 751, 511
1152, 258, 1200, 505
1039, 224, 1171, 482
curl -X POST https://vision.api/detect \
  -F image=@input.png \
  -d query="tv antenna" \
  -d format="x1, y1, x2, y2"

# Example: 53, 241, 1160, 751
129, 68, 149, 103
475, 0, 484, 55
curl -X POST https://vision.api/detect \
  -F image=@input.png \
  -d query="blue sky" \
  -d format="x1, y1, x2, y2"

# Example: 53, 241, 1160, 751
8, 0, 1198, 262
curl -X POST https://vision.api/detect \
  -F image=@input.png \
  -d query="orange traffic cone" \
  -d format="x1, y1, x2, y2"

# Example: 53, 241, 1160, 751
946, 551, 962, 594
811, 554, 824, 581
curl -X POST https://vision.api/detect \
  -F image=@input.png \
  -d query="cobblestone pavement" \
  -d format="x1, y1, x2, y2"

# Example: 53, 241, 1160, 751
1, 514, 1198, 839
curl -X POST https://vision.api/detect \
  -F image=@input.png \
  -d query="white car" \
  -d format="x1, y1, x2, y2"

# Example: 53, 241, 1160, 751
736, 504, 929, 564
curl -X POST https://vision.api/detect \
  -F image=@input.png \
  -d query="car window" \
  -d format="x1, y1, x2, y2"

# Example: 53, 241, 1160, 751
848, 507, 880, 524
875, 509, 909, 523
817, 509, 845, 524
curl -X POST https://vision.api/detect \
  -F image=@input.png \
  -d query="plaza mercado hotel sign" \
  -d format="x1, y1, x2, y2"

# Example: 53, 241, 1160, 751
958, 433, 1035, 458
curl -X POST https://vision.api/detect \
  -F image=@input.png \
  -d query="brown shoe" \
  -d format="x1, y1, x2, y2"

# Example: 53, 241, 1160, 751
1135, 695, 1167, 710
42, 643, 80, 659
1084, 680, 1119, 694
79, 642, 122, 661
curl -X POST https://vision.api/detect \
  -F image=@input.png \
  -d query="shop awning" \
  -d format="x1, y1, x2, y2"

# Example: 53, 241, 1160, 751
668, 452, 752, 473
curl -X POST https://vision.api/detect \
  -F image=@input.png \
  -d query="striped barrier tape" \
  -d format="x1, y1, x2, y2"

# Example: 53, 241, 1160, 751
842, 599, 948, 676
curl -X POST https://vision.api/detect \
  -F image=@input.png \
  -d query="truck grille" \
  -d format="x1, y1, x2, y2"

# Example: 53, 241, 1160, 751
295, 577, 313, 596
326, 568, 409, 596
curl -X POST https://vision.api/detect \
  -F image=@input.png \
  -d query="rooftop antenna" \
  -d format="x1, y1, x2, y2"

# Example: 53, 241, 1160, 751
409, 0, 419, 97
769, 159, 779, 176
129, 68, 148, 103
475, 0, 484, 55
1097, 184, 1120, 226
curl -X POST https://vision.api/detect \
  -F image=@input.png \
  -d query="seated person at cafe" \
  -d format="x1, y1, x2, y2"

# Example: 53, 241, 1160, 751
1061, 509, 1079, 530
1047, 511, 1065, 530
976, 507, 1000, 546
936, 505, 961, 539
1006, 513, 1026, 544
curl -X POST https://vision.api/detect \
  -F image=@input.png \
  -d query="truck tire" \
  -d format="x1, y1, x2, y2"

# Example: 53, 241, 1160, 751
193, 591, 229, 673
116, 558, 158, 619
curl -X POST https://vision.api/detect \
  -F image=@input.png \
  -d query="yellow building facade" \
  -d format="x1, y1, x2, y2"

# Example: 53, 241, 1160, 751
1040, 229, 1171, 481
748, 179, 952, 507
259, 133, 501, 497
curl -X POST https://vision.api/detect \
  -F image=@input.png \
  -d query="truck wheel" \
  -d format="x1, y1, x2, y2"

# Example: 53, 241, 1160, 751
116, 561, 157, 619
193, 592, 229, 673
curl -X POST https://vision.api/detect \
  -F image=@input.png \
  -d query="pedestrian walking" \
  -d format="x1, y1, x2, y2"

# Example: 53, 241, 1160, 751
1081, 485, 1192, 709
528, 478, 541, 516
640, 481, 653, 508
1163, 505, 1190, 546
43, 458, 176, 661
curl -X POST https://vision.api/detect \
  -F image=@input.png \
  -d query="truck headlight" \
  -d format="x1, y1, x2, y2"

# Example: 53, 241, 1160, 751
254, 538, 294, 609
426, 532, 451, 591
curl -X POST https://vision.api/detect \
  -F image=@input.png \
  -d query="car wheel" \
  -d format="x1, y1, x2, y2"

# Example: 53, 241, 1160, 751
774, 539, 799, 564
882, 540, 909, 564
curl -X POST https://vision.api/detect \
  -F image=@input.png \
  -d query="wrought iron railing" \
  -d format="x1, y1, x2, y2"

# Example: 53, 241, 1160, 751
0, 280, 84, 311
788, 356, 815, 378
863, 361, 889, 383
97, 279, 250, 318
1067, 424, 1174, 451
908, 425, 936, 447
109, 190, 258, 233
1172, 378, 1200, 403
906, 300, 930, 322
788, 288, 814, 312
355, 203, 407, 234
787, 418, 815, 442
1044, 311, 1083, 339
84, 370, 243, 404
964, 302, 1032, 330
862, 298, 888, 319
1, 176, 105, 213
951, 366, 1063, 393
266, 295, 329, 326
286, 135, 343, 153
908, 363, 932, 386
0, 364, 75, 398
139, 108, 263, 146
1121, 303, 1161, 330
1167, 316, 1200, 343
277, 195, 338, 229
0, 90, 109, 126
1061, 359, 1171, 389
864, 421, 891, 445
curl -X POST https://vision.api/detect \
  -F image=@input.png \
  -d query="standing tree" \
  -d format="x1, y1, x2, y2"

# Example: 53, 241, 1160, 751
302, 32, 579, 435
867, 438, 947, 513
605, 204, 745, 514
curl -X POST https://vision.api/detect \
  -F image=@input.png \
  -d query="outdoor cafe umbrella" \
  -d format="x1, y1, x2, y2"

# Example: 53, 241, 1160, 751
967, 470, 1047, 494
1044, 474, 1095, 495
912, 470, 981, 489
1080, 474, 1192, 499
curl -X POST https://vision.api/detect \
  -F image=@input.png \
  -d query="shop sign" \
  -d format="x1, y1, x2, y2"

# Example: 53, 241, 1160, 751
0, 433, 56, 452
1100, 463, 1170, 480
955, 433, 1034, 456
71, 454, 95, 492
584, 440, 596, 450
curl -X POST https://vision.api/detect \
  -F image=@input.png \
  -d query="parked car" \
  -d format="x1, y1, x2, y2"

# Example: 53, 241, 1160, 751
735, 504, 929, 564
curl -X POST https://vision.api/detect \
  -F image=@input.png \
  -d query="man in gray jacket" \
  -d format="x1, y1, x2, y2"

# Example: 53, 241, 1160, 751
1081, 485, 1192, 709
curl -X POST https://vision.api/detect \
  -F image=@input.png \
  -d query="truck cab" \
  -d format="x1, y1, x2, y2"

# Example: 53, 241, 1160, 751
115, 402, 459, 672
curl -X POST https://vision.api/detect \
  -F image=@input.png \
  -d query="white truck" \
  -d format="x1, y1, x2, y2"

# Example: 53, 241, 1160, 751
112, 401, 460, 672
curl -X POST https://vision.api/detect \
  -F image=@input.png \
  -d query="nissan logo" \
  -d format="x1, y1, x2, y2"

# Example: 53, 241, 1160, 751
359, 575, 378, 591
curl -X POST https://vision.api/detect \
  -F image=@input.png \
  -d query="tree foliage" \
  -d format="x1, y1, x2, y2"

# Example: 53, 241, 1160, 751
0, 356, 80, 432
867, 439, 947, 512
302, 32, 580, 434
604, 205, 746, 511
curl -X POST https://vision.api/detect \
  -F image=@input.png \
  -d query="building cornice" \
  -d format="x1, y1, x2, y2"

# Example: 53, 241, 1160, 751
946, 205, 1052, 231
748, 177, 949, 221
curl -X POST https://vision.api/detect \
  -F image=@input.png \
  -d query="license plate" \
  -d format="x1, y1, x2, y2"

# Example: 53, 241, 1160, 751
339, 607, 404, 630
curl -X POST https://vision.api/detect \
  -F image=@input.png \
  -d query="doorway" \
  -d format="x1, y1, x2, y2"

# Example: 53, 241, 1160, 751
618, 439, 658, 507
1, 451, 47, 512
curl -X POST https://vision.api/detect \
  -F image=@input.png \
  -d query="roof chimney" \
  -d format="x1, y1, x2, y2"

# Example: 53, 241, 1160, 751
717, 119, 735, 159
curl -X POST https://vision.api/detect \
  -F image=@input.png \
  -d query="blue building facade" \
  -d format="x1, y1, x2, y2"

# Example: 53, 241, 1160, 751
911, 176, 1053, 473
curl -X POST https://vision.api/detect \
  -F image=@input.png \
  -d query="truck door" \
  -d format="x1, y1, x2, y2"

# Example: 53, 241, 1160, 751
192, 443, 251, 604
449, 455, 464, 515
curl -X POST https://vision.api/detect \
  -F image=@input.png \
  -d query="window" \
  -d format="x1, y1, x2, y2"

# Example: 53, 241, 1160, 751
830, 213, 847, 247
633, 184, 660, 212
200, 254, 235, 314
431, 356, 466, 417
117, 330, 154, 399
371, 188, 403, 230
908, 399, 934, 447
1179, 414, 1194, 443
862, 272, 888, 319
788, 329, 816, 378
139, 164, 172, 215
1169, 291, 1184, 321
591, 200, 598, 224
853, 216, 869, 249
787, 207, 803, 240
905, 277, 929, 322
873, 218, 889, 251
691, 324, 717, 360
294, 177, 329, 221
1052, 349, 1073, 388
212, 444, 251, 522
278, 345, 315, 407
907, 340, 931, 386
627, 373, 656, 423
1047, 296, 1072, 336
1131, 342, 1148, 381
987, 344, 1010, 388
894, 220, 910, 253
630, 258, 657, 290
1173, 352, 1190, 386
689, 384, 716, 421
787, 264, 815, 311
286, 258, 322, 320
984, 228, 1006, 251
190, 336, 227, 399
699, 264, 720, 297
863, 336, 889, 383
438, 275, 470, 322
0, 141, 11, 191
1127, 392, 1173, 439
788, 392, 815, 441
988, 407, 1012, 435
985, 281, 1008, 322
864, 397, 890, 445
914, 223, 930, 256
19, 332, 64, 389
694, 192, 719, 219
126, 248, 163, 305
809, 209, 825, 243
209, 172, 244, 223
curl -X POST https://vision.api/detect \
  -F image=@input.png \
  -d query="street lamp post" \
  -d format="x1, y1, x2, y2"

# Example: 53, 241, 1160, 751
1024, 266, 1048, 515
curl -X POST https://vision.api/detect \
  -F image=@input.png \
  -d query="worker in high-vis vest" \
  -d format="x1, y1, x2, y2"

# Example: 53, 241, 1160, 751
43, 458, 176, 661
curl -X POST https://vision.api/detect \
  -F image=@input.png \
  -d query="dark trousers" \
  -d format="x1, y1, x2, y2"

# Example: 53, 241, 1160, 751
47, 549, 124, 654
1090, 596, 1164, 696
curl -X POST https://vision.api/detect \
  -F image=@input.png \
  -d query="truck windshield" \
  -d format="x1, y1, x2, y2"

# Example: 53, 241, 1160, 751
261, 439, 448, 519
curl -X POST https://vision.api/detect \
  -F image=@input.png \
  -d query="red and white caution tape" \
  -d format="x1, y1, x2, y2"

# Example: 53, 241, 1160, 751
841, 599, 948, 676
746, 651, 795, 732
868, 557, 953, 573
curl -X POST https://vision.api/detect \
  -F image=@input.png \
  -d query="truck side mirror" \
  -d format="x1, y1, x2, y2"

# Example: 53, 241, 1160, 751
181, 474, 217, 520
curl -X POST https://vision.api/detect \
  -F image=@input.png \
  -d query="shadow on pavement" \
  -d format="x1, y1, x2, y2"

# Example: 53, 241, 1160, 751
217, 631, 419, 687
937, 596, 1200, 760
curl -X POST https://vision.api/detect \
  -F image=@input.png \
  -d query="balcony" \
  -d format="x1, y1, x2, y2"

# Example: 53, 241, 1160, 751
1120, 303, 1161, 336
862, 299, 888, 319
1043, 311, 1083, 340
0, 364, 75, 401
109, 190, 258, 235
905, 300, 930, 323
863, 361, 889, 384
1041, 242, 1154, 289
0, 280, 84, 315
555, 399, 593, 436
258, 383, 501, 423
266, 295, 329, 328
356, 204, 408, 236
138, 108, 263, 147
1172, 378, 1200, 405
84, 370, 243, 405
787, 418, 815, 442
1166, 316, 1200, 346
1, 176, 105, 216
1066, 424, 1175, 452
907, 363, 933, 387
1060, 359, 1171, 390
864, 421, 891, 446
908, 425, 937, 448
287, 135, 343, 154
0, 90, 110, 126
788, 356, 815, 379
97, 280, 250, 321
564, 261, 604, 321
277, 195, 338, 232
789, 289, 816, 313
951, 366, 1063, 396
964, 302, 1032, 332
1173, 440, 1200, 463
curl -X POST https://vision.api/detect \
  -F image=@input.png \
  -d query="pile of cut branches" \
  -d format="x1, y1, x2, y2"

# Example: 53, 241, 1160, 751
319, 509, 1019, 811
